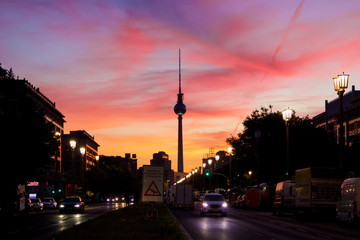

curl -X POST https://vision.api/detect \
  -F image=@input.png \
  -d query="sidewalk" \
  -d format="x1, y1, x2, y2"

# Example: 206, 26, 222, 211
53, 202, 187, 240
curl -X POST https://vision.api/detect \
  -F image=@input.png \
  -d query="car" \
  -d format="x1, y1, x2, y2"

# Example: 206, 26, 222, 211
200, 194, 228, 217
106, 195, 126, 203
42, 197, 57, 209
29, 198, 44, 211
59, 196, 85, 213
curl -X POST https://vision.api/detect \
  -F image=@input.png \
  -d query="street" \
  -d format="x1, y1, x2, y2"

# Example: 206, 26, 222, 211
171, 202, 360, 240
1, 202, 126, 240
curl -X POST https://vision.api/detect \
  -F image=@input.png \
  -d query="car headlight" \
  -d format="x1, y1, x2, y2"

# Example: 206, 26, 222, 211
107, 198, 110, 202
202, 202, 208, 207
60, 204, 65, 208
75, 204, 80, 208
222, 202, 228, 208
115, 197, 119, 201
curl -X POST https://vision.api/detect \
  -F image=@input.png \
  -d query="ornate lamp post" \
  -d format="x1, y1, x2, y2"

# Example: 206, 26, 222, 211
228, 147, 233, 187
333, 72, 349, 169
282, 108, 293, 178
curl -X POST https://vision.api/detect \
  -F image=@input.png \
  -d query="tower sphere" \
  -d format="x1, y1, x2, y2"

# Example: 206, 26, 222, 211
174, 103, 186, 115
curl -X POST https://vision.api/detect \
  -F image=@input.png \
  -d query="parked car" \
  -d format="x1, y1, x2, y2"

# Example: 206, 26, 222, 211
59, 196, 85, 213
42, 197, 57, 209
336, 178, 360, 224
273, 180, 295, 215
200, 194, 228, 217
235, 194, 246, 208
29, 198, 44, 211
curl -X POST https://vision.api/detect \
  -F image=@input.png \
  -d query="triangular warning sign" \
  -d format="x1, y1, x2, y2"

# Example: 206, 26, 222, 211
144, 180, 161, 196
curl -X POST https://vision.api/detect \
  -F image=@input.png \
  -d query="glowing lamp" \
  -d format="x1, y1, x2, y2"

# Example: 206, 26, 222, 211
282, 108, 292, 121
80, 147, 86, 155
69, 140, 76, 149
333, 72, 349, 92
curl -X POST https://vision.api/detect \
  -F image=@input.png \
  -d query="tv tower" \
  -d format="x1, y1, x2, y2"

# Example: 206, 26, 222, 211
174, 49, 186, 173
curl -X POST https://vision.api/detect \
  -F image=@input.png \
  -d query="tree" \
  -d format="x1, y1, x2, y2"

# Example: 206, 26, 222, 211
227, 106, 338, 185
85, 157, 140, 201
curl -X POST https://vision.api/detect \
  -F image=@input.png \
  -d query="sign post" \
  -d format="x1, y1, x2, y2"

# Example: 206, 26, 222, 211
142, 166, 164, 202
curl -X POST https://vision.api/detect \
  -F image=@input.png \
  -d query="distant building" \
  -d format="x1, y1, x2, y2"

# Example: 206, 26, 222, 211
101, 154, 137, 177
215, 151, 230, 170
61, 130, 99, 195
150, 151, 174, 186
313, 85, 360, 146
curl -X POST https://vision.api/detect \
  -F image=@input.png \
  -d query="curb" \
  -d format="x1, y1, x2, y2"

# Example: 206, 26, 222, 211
166, 206, 194, 240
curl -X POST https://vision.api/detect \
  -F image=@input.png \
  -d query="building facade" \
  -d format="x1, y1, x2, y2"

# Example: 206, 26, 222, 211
0, 79, 66, 196
61, 130, 100, 195
150, 151, 175, 186
101, 154, 138, 177
313, 85, 360, 146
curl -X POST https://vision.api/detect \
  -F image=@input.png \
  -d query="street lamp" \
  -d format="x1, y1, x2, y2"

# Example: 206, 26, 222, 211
248, 170, 252, 185
70, 140, 76, 149
228, 147, 233, 188
80, 147, 86, 156
282, 108, 293, 178
333, 72, 349, 169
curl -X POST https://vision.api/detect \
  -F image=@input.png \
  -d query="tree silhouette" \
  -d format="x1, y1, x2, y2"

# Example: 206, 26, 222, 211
227, 106, 338, 185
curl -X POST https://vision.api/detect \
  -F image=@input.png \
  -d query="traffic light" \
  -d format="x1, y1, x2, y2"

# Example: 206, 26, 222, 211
205, 170, 210, 176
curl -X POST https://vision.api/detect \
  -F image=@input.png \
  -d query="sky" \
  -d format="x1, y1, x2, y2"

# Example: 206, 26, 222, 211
1, 0, 360, 173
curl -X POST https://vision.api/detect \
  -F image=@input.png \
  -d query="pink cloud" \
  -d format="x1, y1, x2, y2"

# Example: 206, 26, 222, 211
2, 0, 360, 172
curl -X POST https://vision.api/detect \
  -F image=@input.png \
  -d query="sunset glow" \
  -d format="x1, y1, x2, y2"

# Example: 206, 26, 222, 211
1, 0, 360, 172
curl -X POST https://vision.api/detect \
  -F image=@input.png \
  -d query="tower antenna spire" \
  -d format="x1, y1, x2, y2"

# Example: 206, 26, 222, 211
179, 48, 181, 93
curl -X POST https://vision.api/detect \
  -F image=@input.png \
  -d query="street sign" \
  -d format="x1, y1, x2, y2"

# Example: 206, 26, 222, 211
142, 166, 164, 202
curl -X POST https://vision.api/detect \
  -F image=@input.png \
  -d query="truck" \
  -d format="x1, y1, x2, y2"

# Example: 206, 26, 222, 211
295, 167, 348, 214
167, 184, 194, 209
336, 178, 360, 223
273, 180, 295, 215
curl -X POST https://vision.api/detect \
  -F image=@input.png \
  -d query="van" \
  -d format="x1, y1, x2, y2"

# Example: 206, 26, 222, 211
336, 178, 360, 223
273, 180, 295, 215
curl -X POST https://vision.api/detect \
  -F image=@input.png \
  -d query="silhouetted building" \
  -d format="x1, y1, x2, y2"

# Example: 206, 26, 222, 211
101, 154, 137, 177
0, 79, 65, 195
215, 151, 230, 170
313, 85, 360, 146
61, 130, 99, 195
150, 151, 174, 186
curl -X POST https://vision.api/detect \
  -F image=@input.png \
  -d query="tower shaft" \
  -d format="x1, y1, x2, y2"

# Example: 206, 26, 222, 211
177, 115, 183, 173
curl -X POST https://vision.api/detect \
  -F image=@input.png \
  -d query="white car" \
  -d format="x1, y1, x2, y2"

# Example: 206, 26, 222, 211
200, 194, 228, 217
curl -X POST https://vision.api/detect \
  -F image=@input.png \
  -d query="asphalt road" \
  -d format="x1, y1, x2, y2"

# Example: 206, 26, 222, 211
1, 202, 127, 240
171, 202, 360, 240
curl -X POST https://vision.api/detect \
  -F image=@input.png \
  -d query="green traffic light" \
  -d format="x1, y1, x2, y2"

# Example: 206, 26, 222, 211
205, 171, 210, 176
